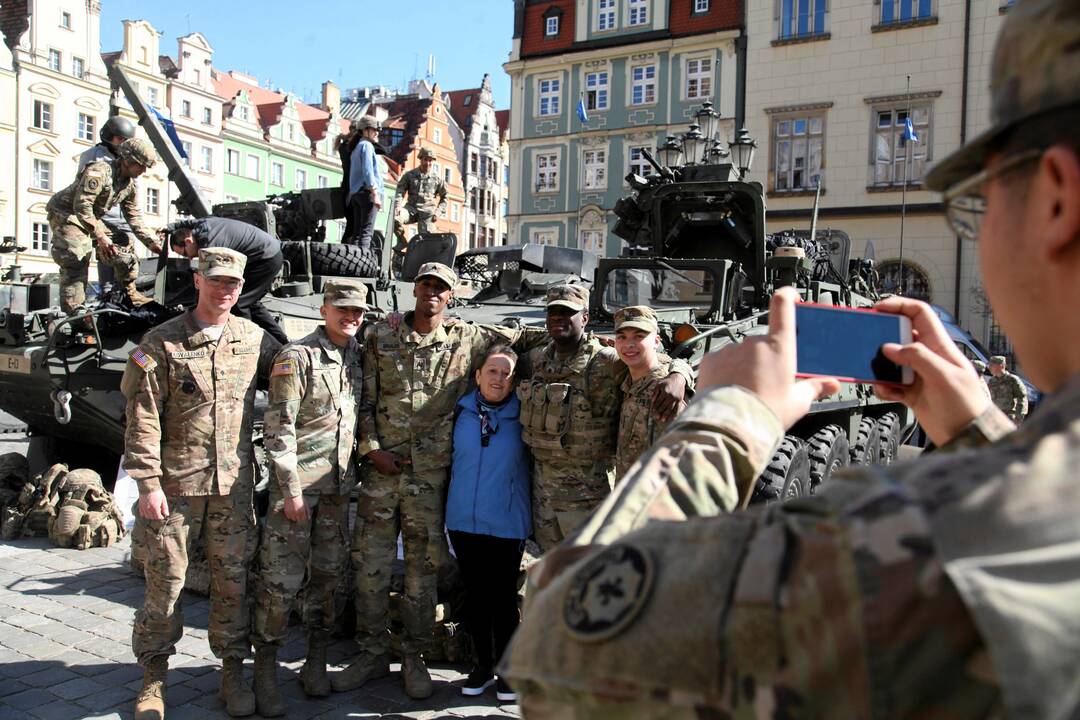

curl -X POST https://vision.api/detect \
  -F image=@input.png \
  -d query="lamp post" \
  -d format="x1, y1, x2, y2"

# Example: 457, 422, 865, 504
694, 101, 719, 160
681, 124, 705, 167
707, 139, 729, 165
657, 135, 684, 168
728, 127, 758, 179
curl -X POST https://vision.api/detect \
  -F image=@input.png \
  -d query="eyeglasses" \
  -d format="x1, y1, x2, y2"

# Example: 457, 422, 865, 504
942, 149, 1042, 242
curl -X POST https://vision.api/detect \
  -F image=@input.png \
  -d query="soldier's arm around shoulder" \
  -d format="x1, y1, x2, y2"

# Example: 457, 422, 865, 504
264, 346, 309, 498
73, 162, 109, 239
356, 323, 383, 456
119, 334, 169, 494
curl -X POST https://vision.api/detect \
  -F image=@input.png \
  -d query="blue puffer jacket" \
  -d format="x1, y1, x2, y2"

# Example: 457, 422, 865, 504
446, 389, 532, 540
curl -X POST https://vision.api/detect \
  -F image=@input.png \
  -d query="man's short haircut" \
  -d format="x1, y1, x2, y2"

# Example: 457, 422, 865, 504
168, 227, 193, 249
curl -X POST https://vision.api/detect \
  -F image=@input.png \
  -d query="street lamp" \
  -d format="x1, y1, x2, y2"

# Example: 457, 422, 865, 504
695, 101, 719, 146
681, 124, 705, 166
729, 127, 758, 179
657, 135, 684, 168
708, 139, 729, 164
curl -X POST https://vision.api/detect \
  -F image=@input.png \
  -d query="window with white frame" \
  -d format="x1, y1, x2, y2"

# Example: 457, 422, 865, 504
147, 87, 159, 107
270, 162, 283, 186
295, 169, 307, 190
772, 113, 825, 192
546, 15, 559, 35
32, 222, 51, 252
202, 107, 212, 124
434, 128, 442, 144
535, 152, 559, 192
597, 0, 617, 31
694, 0, 709, 11
318, 175, 329, 189
238, 105, 250, 122
200, 146, 213, 172
531, 229, 556, 246
538, 78, 561, 116
879, 0, 933, 24
583, 149, 607, 190
631, 65, 656, 105
451, 203, 460, 222
32, 159, 52, 190
71, 56, 84, 78
872, 103, 931, 186
182, 141, 193, 166
32, 100, 52, 131
581, 229, 605, 254
226, 149, 241, 175
47, 49, 61, 72
181, 100, 192, 117
60, 11, 71, 29
627, 0, 648, 26
685, 57, 712, 100
628, 146, 655, 179
585, 71, 609, 111
77, 113, 95, 142
444, 167, 452, 183
778, 0, 828, 38
245, 154, 260, 180
145, 187, 160, 215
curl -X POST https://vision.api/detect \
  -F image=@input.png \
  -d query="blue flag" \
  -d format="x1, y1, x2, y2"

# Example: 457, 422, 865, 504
148, 103, 187, 159
576, 97, 589, 124
903, 116, 919, 143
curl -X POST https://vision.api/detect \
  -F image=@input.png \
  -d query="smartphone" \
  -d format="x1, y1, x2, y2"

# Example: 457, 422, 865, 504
794, 303, 914, 385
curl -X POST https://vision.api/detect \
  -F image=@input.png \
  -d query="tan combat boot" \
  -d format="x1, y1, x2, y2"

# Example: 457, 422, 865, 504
219, 657, 255, 717
134, 655, 167, 720
125, 282, 154, 307
402, 654, 433, 700
330, 651, 391, 693
300, 640, 331, 697
252, 647, 285, 717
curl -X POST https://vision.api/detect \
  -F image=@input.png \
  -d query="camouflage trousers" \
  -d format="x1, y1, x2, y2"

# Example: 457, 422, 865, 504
252, 491, 350, 649
47, 216, 138, 314
531, 459, 614, 553
350, 465, 447, 656
392, 209, 437, 244
132, 492, 256, 666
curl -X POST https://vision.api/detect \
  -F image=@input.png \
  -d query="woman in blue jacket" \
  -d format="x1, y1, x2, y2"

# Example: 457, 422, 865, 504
446, 344, 531, 702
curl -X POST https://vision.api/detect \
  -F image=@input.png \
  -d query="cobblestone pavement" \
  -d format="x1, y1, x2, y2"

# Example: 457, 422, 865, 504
0, 437, 521, 720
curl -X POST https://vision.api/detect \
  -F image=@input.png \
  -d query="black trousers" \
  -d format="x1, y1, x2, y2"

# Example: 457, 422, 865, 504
231, 251, 289, 344
343, 192, 376, 251
448, 530, 524, 671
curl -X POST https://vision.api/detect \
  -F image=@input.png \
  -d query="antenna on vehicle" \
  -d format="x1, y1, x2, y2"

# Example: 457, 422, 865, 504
808, 178, 822, 246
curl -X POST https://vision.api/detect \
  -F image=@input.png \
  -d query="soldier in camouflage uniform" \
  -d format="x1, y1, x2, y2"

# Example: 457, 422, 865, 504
518, 286, 692, 552
250, 280, 368, 717
392, 147, 448, 248
122, 248, 277, 719
335, 261, 544, 699
46, 137, 163, 313
612, 306, 691, 478
987, 355, 1028, 422
501, 1, 1080, 715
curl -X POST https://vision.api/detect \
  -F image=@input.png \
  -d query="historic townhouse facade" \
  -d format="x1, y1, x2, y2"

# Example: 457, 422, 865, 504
0, 38, 16, 243
744, 0, 1010, 350
504, 0, 742, 256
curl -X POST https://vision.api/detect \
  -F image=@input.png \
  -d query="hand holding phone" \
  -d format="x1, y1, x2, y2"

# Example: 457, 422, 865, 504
794, 304, 914, 386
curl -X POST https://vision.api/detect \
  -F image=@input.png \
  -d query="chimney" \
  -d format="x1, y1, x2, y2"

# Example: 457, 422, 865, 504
321, 80, 340, 116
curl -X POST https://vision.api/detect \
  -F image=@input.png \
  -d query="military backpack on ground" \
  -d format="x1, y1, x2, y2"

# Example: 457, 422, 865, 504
48, 467, 126, 549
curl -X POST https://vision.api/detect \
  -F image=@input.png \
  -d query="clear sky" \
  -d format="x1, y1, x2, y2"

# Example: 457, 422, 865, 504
100, 0, 514, 109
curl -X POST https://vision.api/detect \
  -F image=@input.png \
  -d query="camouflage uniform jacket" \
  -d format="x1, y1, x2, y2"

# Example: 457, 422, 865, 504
45, 160, 157, 248
263, 327, 363, 498
502, 378, 1080, 719
394, 168, 448, 217
614, 358, 685, 479
357, 317, 542, 473
121, 312, 276, 497
987, 370, 1028, 421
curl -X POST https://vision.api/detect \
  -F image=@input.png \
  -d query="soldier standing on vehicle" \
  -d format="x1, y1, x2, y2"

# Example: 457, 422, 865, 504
987, 355, 1028, 422
122, 247, 277, 719
77, 116, 139, 281
611, 306, 691, 478
335, 261, 543, 700
392, 147, 447, 244
518, 285, 692, 552
501, 1, 1080, 716
249, 280, 367, 717
344, 116, 382, 253
168, 216, 289, 344
46, 137, 163, 313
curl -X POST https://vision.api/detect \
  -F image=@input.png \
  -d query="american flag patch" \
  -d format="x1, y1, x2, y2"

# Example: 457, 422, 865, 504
272, 359, 296, 377
129, 348, 157, 372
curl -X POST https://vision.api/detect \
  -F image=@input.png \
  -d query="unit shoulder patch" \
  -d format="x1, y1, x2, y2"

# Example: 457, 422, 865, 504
563, 544, 655, 643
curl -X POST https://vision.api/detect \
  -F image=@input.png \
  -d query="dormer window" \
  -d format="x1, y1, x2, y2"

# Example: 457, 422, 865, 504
546, 15, 559, 36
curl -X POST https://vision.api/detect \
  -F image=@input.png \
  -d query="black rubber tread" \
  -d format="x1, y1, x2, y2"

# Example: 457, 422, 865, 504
876, 412, 902, 466
281, 240, 379, 278
850, 416, 882, 466
806, 424, 850, 492
752, 435, 812, 504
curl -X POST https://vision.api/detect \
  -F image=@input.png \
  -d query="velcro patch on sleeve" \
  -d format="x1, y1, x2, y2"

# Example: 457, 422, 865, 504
272, 359, 296, 377
129, 348, 157, 373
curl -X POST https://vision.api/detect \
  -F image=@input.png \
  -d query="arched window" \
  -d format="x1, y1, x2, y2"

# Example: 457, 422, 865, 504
878, 259, 931, 301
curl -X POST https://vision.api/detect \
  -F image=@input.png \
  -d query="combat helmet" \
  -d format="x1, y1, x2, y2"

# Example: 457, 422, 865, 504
117, 138, 158, 168
99, 115, 136, 145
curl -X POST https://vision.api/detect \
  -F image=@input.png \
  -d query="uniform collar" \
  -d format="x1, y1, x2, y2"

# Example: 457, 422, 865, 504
620, 362, 668, 394
315, 326, 349, 364
183, 311, 246, 347
401, 314, 449, 347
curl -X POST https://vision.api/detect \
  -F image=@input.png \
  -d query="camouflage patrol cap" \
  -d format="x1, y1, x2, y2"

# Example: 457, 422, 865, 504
414, 261, 457, 289
546, 284, 589, 312
925, 0, 1080, 191
323, 279, 369, 309
197, 247, 246, 279
116, 138, 158, 168
989, 355, 1007, 366
418, 147, 436, 160
973, 359, 987, 373
614, 305, 658, 334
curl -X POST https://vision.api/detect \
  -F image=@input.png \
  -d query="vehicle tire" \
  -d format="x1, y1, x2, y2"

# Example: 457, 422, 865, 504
280, 240, 379, 278
807, 424, 849, 492
876, 412, 902, 466
850, 416, 882, 466
752, 435, 811, 504
0, 410, 26, 434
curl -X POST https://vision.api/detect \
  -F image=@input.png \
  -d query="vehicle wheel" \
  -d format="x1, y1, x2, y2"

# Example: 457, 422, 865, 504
0, 410, 26, 434
850, 417, 882, 466
281, 241, 379, 278
876, 412, 902, 466
752, 436, 811, 504
807, 424, 849, 492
